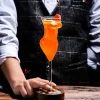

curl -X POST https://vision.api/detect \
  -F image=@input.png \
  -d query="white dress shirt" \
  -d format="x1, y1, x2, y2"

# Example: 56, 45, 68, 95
87, 0, 100, 69
0, 0, 100, 70
0, 0, 19, 64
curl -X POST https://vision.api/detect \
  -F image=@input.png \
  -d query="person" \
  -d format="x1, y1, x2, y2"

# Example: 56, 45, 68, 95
0, 0, 100, 98
0, 0, 56, 98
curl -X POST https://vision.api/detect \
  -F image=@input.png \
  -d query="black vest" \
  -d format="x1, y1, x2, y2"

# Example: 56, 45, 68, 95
13, 0, 92, 85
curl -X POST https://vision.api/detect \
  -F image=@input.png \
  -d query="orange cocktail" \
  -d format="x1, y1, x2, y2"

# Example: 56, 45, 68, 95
40, 15, 62, 61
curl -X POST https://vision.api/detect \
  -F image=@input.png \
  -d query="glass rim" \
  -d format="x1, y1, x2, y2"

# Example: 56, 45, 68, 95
41, 16, 61, 20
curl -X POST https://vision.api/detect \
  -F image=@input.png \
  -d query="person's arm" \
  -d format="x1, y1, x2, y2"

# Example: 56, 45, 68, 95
88, 0, 100, 69
0, 0, 22, 85
1, 58, 27, 96
0, 0, 19, 62
0, 0, 27, 96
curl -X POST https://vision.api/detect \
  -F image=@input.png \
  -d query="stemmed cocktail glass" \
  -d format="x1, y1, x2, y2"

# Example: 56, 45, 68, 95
40, 14, 62, 83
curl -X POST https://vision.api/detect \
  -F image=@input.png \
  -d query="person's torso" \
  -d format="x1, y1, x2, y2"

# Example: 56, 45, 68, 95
14, 0, 92, 85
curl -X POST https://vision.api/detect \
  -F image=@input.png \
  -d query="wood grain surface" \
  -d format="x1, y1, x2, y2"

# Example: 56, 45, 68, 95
0, 86, 100, 100
58, 86, 100, 100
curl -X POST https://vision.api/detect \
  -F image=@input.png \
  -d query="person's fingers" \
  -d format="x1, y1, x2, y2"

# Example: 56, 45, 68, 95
24, 80, 34, 97
36, 78, 50, 84
35, 81, 52, 90
36, 78, 56, 87
19, 85, 28, 98
28, 79, 52, 90
49, 82, 57, 87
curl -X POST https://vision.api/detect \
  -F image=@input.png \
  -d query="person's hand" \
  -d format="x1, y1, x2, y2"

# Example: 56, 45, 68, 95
0, 58, 56, 98
11, 77, 56, 98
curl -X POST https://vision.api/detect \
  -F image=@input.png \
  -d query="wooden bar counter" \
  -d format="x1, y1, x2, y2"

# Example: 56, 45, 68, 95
58, 86, 100, 100
0, 86, 100, 100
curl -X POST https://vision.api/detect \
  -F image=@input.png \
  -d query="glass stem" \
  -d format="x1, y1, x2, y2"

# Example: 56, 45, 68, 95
47, 61, 52, 82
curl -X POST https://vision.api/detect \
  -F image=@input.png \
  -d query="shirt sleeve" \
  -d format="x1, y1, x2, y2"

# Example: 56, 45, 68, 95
0, 0, 19, 65
87, 0, 100, 69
